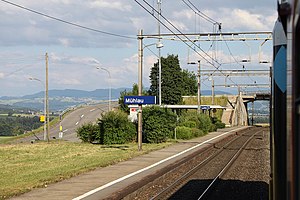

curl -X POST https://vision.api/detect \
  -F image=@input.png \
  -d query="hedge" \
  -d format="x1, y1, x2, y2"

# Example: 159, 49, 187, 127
142, 106, 177, 143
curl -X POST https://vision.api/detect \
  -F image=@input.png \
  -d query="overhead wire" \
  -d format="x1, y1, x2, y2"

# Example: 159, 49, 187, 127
0, 0, 136, 40
182, 0, 219, 25
136, 1, 221, 68
182, 0, 264, 92
181, 1, 269, 93
134, 0, 239, 88
219, 30, 263, 92
1, 62, 43, 78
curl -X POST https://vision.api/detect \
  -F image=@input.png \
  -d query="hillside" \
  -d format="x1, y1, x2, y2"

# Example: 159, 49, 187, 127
0, 89, 231, 112
0, 88, 128, 112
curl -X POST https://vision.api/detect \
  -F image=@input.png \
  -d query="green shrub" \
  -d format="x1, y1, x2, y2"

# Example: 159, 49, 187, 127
99, 111, 136, 145
76, 123, 100, 143
215, 121, 225, 129
211, 116, 225, 129
175, 126, 204, 140
143, 106, 177, 143
178, 111, 212, 134
175, 126, 193, 140
197, 113, 212, 134
191, 128, 204, 137
209, 124, 217, 132
181, 120, 197, 128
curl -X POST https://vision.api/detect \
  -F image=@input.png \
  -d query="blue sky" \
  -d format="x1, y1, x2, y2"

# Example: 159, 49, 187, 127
0, 0, 276, 97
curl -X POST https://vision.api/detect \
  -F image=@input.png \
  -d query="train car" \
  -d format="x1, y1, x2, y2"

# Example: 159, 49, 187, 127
271, 0, 300, 199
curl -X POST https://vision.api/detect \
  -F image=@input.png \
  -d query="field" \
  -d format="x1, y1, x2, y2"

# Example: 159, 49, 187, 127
0, 137, 14, 143
0, 141, 172, 199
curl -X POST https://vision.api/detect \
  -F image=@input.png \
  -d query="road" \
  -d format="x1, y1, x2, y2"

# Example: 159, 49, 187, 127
13, 102, 115, 143
51, 103, 111, 142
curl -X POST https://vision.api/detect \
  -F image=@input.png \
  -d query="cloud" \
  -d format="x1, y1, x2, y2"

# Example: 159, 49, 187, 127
88, 0, 132, 12
0, 0, 276, 96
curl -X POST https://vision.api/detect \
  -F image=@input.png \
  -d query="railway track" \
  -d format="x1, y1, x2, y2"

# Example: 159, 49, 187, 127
147, 127, 264, 200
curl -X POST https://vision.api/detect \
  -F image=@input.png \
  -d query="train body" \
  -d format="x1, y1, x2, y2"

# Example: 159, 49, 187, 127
271, 0, 300, 199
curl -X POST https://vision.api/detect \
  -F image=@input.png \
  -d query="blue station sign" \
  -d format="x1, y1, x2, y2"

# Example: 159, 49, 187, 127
200, 106, 210, 110
124, 96, 156, 105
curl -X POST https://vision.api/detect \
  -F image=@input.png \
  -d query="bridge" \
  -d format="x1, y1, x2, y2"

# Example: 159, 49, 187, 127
220, 92, 270, 127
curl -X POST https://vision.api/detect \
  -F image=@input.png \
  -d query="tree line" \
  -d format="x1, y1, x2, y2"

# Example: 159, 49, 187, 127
0, 116, 43, 136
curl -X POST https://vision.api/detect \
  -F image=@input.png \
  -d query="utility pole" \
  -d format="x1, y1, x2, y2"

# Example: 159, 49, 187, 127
197, 60, 201, 114
45, 53, 50, 142
138, 29, 143, 151
157, 0, 162, 105
212, 78, 215, 105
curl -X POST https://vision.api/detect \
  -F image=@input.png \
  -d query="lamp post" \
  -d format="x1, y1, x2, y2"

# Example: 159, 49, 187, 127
157, 0, 162, 105
96, 67, 111, 111
137, 29, 164, 151
209, 76, 215, 105
29, 77, 47, 141
187, 60, 201, 113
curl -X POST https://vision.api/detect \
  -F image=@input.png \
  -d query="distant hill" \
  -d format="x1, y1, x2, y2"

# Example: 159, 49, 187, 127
0, 88, 231, 112
1, 88, 128, 100
0, 88, 129, 112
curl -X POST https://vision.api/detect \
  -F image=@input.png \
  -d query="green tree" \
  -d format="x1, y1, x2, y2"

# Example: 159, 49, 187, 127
181, 69, 197, 96
149, 54, 197, 104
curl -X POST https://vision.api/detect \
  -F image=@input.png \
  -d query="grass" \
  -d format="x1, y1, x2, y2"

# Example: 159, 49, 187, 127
0, 141, 172, 199
0, 137, 14, 143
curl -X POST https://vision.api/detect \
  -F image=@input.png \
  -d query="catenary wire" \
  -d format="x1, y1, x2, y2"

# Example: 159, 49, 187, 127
182, 0, 263, 91
135, 0, 239, 88
182, 0, 220, 25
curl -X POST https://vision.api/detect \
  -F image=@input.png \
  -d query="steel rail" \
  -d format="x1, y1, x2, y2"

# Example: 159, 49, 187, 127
197, 129, 262, 199
150, 127, 256, 200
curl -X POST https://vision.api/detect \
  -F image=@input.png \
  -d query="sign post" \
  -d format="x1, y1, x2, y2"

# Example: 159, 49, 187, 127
124, 95, 156, 151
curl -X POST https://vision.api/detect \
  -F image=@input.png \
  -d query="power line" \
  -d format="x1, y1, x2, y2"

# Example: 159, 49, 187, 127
179, 1, 267, 92
137, 0, 220, 67
0, 0, 136, 40
135, 0, 239, 88
182, 0, 221, 26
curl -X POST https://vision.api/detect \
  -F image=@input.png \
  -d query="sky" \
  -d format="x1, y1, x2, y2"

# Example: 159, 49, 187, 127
0, 0, 277, 97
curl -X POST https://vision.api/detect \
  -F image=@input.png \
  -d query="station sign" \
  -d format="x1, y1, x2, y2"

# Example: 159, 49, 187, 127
124, 96, 156, 105
200, 106, 210, 110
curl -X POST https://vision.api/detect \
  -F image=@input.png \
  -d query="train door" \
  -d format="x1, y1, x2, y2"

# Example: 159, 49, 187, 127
292, 1, 300, 199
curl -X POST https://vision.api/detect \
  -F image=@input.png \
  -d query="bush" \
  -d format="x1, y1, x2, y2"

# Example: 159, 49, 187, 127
99, 110, 136, 145
197, 113, 212, 134
175, 126, 193, 140
215, 120, 225, 129
192, 128, 204, 137
181, 121, 196, 128
211, 116, 225, 129
143, 106, 177, 143
178, 111, 212, 134
175, 126, 204, 140
76, 123, 100, 143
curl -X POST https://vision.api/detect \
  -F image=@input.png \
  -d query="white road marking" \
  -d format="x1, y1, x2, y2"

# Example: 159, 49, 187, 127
90, 109, 96, 112
75, 122, 79, 126
80, 114, 84, 118
73, 126, 248, 200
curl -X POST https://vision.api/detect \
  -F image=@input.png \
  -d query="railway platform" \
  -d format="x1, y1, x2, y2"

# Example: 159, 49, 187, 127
10, 126, 249, 200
